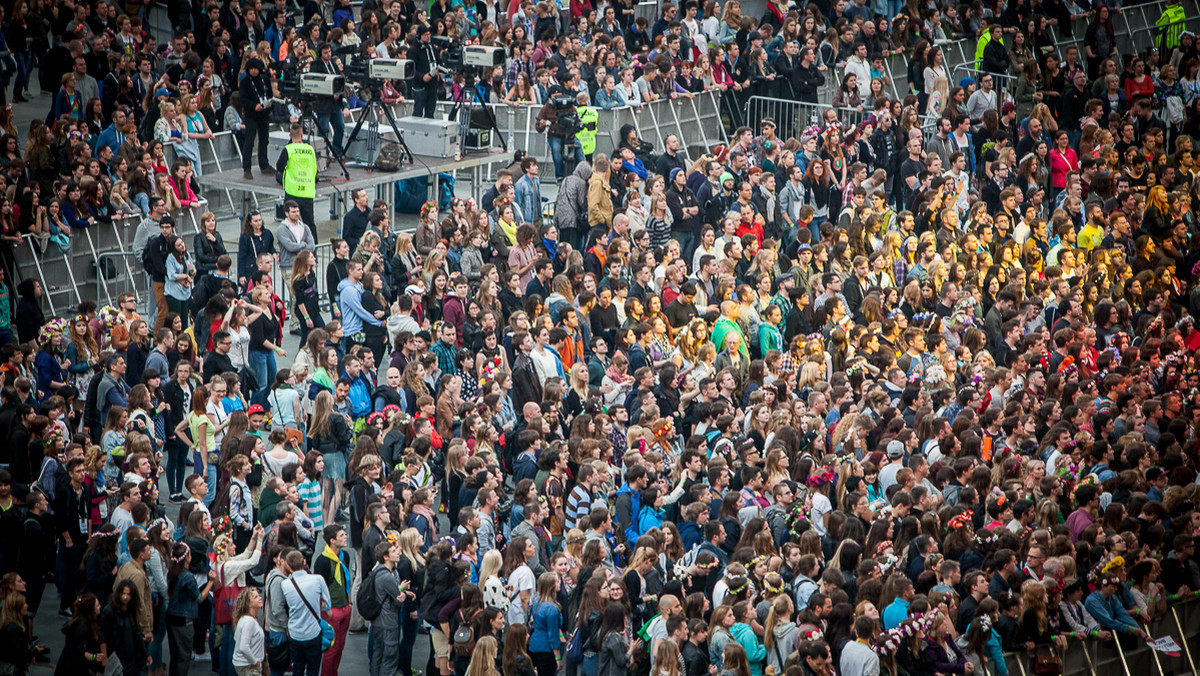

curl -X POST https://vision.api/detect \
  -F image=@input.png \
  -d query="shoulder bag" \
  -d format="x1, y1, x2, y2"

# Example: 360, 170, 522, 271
290, 577, 335, 652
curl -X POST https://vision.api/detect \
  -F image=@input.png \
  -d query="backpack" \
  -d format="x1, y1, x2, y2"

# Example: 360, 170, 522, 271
453, 608, 480, 657
356, 566, 384, 622
375, 142, 403, 171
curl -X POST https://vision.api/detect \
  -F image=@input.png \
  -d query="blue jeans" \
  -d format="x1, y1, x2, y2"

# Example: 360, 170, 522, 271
12, 51, 29, 97
290, 636, 323, 676
166, 439, 187, 495
248, 350, 277, 397
193, 448, 219, 507
548, 135, 586, 181
673, 230, 695, 263
413, 86, 437, 118
809, 214, 828, 242
315, 110, 346, 155
398, 607, 419, 676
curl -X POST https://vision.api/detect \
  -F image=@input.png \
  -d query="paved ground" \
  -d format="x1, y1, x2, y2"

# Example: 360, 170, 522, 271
13, 88, 444, 675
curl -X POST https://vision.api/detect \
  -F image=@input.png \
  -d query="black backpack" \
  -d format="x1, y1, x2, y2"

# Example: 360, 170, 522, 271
356, 565, 384, 622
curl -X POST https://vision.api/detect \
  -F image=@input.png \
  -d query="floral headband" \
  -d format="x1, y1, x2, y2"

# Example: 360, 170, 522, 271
421, 200, 439, 217
947, 510, 973, 531
974, 530, 998, 546
807, 466, 835, 487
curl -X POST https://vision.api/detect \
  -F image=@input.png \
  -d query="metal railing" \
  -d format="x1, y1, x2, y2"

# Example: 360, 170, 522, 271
1000, 592, 1200, 676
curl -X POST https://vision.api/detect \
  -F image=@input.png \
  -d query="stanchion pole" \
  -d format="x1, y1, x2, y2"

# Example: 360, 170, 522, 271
1142, 622, 1165, 676
1112, 632, 1133, 676
1172, 606, 1198, 676
1079, 638, 1098, 676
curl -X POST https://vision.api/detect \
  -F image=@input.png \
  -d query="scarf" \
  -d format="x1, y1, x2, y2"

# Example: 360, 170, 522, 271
606, 363, 629, 384
499, 218, 517, 244
321, 545, 350, 588
412, 503, 438, 532
542, 236, 558, 259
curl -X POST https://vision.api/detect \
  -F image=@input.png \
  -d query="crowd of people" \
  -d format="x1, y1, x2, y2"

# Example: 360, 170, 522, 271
1, 1, 1200, 676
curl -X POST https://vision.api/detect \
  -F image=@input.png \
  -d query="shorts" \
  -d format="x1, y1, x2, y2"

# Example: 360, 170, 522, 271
431, 627, 451, 659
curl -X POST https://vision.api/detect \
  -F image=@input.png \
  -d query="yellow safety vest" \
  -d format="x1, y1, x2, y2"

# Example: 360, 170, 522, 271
576, 105, 598, 156
282, 142, 317, 199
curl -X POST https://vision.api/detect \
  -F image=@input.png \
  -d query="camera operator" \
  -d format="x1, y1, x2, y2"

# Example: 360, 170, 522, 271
307, 42, 347, 156
239, 58, 274, 179
411, 23, 439, 118
536, 69, 586, 181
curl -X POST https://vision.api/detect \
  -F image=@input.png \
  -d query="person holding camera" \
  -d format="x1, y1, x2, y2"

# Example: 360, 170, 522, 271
308, 43, 347, 157
411, 23, 439, 118
239, 58, 274, 180
536, 70, 586, 181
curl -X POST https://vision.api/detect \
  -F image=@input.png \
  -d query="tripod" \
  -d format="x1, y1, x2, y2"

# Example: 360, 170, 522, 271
446, 70, 507, 155
343, 83, 415, 168
296, 98, 351, 181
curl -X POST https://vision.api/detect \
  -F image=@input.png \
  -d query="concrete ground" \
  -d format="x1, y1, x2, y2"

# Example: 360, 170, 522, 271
12, 89, 442, 674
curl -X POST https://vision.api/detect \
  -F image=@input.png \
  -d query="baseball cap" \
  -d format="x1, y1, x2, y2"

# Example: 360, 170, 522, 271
774, 272, 793, 287
247, 404, 265, 416
887, 440, 905, 459
796, 243, 812, 252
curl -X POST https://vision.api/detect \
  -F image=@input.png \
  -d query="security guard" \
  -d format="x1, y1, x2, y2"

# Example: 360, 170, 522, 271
276, 122, 317, 238
576, 91, 598, 162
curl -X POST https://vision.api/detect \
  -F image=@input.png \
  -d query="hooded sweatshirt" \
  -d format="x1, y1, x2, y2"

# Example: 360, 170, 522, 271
764, 620, 799, 672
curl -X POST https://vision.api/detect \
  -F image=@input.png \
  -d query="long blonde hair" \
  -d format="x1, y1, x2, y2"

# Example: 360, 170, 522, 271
466, 636, 499, 676
478, 549, 503, 586
400, 527, 426, 569
309, 390, 334, 439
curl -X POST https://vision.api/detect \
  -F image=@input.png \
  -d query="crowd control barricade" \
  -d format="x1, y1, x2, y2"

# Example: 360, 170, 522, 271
1001, 592, 1200, 676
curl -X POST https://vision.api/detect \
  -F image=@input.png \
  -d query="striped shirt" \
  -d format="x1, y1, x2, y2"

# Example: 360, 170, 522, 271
565, 484, 594, 531
298, 479, 323, 530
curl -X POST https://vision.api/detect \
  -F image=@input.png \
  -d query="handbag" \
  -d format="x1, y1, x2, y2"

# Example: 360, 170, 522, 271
1032, 647, 1062, 675
213, 565, 245, 625
291, 577, 335, 652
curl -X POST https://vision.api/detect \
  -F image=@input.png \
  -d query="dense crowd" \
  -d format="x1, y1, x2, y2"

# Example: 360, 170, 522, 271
0, 1, 1199, 676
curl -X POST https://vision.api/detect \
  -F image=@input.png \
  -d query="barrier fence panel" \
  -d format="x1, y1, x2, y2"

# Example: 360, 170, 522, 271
1000, 594, 1200, 676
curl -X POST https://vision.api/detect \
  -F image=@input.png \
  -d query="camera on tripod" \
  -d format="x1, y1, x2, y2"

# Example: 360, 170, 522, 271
433, 36, 506, 72
272, 56, 345, 99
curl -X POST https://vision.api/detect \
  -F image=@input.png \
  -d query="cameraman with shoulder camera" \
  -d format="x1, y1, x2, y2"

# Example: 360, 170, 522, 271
536, 68, 586, 181
411, 23, 439, 118
308, 42, 347, 156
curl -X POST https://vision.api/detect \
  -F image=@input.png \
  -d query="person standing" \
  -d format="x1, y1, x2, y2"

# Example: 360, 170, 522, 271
314, 524, 353, 676
411, 24, 439, 118
281, 550, 331, 676
53, 458, 93, 618
368, 539, 406, 676
232, 589, 266, 676
307, 43, 347, 158
275, 124, 318, 238
276, 199, 317, 274
239, 59, 274, 180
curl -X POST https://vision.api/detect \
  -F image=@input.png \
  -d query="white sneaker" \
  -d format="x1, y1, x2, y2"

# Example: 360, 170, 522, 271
193, 652, 212, 662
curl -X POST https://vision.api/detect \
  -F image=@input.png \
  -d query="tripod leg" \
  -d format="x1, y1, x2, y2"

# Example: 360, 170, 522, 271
343, 104, 373, 153
305, 111, 350, 180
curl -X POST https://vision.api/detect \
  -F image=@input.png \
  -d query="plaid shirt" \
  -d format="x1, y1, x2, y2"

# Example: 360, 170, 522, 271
506, 57, 535, 91
893, 257, 909, 288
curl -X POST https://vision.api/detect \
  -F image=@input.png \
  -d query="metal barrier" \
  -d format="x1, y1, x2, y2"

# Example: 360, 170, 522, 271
744, 97, 874, 141
1000, 593, 1200, 676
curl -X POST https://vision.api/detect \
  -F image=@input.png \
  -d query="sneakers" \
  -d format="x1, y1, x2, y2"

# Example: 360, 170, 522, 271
244, 170, 254, 180
57, 609, 72, 618
194, 652, 212, 662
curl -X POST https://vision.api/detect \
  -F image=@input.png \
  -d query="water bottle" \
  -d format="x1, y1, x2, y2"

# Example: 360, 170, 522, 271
507, 131, 514, 152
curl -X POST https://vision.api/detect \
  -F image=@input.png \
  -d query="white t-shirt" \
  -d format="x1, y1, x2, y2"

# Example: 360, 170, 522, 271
229, 326, 251, 370
506, 564, 536, 625
810, 492, 833, 536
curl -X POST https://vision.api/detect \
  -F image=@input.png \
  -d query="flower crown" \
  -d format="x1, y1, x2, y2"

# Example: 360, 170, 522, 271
38, 317, 68, 347
763, 575, 786, 595
98, 305, 121, 329
421, 201, 439, 217
872, 611, 939, 655
977, 614, 993, 633
724, 576, 749, 596
974, 530, 999, 546
807, 466, 835, 487
947, 510, 973, 531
